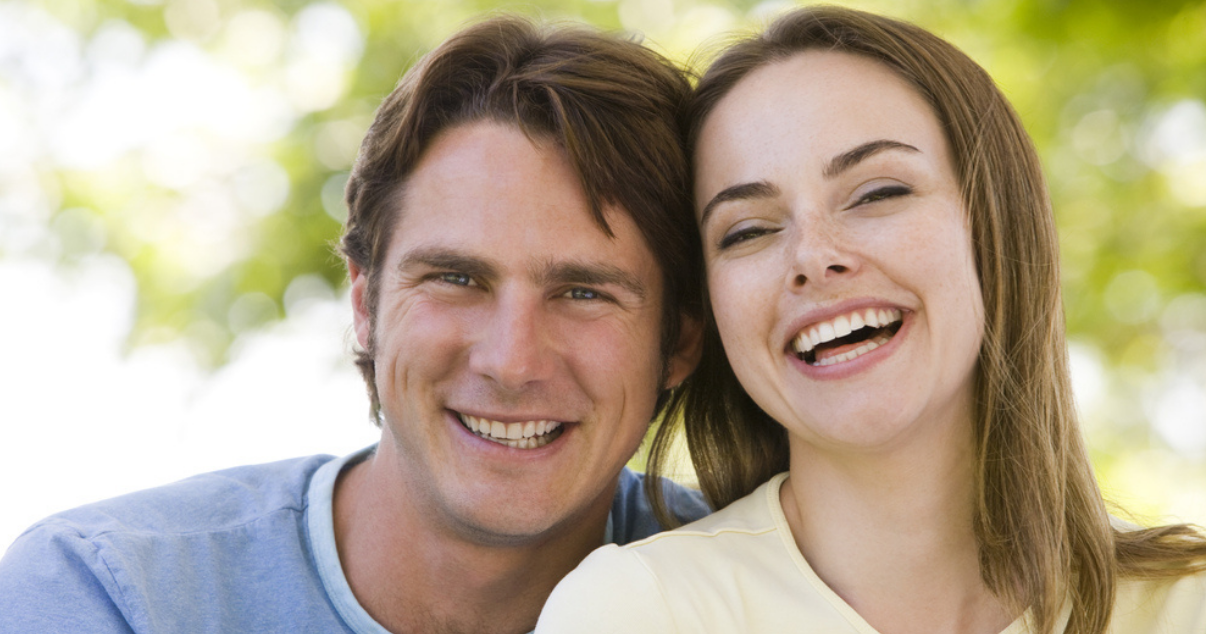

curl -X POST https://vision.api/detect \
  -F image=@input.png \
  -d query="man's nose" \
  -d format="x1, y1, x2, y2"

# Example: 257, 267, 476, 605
468, 294, 556, 391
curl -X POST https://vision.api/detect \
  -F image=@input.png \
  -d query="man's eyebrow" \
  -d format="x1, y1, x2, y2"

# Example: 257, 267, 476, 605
699, 181, 780, 228
822, 139, 920, 179
398, 248, 498, 279
535, 260, 648, 302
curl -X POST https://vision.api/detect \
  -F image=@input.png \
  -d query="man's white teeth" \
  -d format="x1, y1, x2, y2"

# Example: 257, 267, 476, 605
461, 414, 561, 449
792, 307, 903, 354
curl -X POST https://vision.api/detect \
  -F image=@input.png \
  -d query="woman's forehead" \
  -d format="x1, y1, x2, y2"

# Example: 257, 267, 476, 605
694, 51, 950, 196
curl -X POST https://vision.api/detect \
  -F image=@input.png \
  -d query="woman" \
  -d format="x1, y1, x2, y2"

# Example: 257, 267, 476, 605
536, 6, 1206, 634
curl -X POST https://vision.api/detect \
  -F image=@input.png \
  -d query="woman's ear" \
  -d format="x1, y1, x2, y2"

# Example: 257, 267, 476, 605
664, 313, 704, 389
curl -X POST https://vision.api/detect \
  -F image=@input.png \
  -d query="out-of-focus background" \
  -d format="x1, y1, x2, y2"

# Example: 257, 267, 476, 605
2, 0, 1204, 550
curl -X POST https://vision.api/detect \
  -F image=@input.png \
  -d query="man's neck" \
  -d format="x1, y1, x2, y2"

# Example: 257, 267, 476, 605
332, 447, 609, 634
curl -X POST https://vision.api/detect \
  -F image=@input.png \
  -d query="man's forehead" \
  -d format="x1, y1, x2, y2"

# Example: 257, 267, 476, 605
408, 121, 568, 187
410, 122, 621, 220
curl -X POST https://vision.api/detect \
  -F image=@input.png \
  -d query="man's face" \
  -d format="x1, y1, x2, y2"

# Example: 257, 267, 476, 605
350, 121, 695, 544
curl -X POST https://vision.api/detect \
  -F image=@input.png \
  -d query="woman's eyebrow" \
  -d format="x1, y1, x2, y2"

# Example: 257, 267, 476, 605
823, 139, 920, 179
699, 140, 919, 226
699, 180, 780, 227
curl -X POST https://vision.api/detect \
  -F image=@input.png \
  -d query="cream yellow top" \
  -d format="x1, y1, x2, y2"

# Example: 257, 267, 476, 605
537, 473, 1206, 633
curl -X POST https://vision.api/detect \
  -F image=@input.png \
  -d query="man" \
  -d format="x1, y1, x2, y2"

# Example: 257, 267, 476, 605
0, 16, 709, 633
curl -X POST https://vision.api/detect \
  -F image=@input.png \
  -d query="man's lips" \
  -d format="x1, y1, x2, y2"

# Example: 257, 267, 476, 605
456, 412, 565, 449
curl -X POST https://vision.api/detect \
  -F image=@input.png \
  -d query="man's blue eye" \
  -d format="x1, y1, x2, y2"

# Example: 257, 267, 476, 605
440, 273, 472, 286
569, 288, 600, 300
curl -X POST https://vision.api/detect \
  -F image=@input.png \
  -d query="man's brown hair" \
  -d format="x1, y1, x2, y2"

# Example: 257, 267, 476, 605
341, 16, 701, 423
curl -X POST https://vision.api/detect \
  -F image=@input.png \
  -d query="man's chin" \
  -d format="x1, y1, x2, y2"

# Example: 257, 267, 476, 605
440, 492, 611, 549
445, 512, 567, 548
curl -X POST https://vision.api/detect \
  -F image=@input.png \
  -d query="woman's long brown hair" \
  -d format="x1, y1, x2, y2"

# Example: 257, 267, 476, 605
648, 6, 1206, 634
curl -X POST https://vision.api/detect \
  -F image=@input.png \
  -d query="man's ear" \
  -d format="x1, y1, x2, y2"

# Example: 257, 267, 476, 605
349, 261, 372, 350
664, 313, 703, 390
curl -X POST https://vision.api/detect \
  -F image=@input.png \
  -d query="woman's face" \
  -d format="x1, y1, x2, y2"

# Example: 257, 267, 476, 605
695, 50, 985, 454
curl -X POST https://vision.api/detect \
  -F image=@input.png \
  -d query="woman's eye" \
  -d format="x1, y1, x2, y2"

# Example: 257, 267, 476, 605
718, 226, 775, 250
855, 184, 912, 206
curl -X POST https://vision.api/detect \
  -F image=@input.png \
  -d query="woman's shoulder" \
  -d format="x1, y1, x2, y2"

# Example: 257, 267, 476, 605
629, 472, 790, 549
1109, 568, 1206, 633
535, 542, 676, 633
535, 473, 803, 634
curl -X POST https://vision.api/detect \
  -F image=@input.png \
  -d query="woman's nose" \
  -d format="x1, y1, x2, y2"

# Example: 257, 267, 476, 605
787, 220, 859, 290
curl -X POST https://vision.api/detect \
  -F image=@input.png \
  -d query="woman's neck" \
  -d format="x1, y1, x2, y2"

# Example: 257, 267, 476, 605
780, 419, 1015, 634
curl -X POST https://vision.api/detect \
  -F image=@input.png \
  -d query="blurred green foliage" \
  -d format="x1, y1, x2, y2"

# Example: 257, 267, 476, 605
10, 0, 1206, 522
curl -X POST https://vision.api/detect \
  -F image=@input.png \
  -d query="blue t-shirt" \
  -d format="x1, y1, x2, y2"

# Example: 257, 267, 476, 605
0, 445, 709, 633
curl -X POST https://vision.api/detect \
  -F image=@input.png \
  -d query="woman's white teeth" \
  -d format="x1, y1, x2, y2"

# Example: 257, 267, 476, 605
461, 414, 561, 449
813, 334, 891, 366
792, 307, 903, 355
832, 315, 851, 338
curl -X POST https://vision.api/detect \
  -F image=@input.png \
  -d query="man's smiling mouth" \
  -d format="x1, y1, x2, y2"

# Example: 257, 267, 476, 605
457, 413, 565, 449
791, 307, 904, 367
